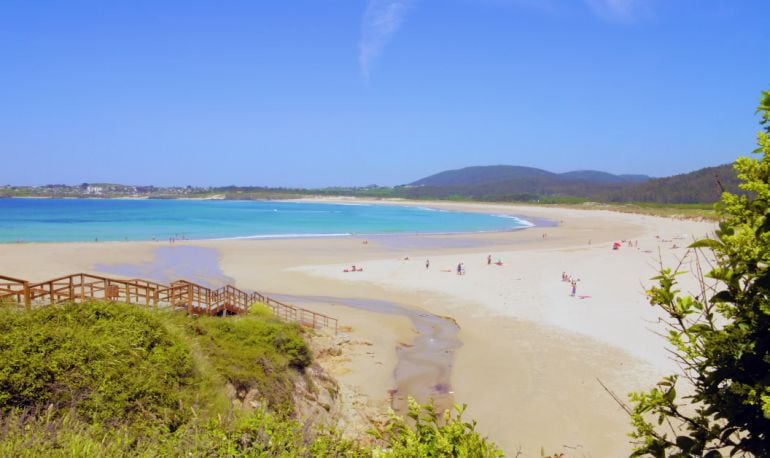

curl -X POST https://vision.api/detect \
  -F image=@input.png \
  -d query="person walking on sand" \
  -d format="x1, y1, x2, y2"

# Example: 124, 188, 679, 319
457, 263, 462, 275
571, 279, 577, 297
487, 254, 492, 265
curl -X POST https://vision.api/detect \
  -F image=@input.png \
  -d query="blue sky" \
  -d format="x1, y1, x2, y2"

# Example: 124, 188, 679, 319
1, 0, 768, 187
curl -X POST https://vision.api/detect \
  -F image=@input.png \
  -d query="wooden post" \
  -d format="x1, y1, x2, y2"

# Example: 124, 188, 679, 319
187, 284, 193, 315
23, 281, 30, 311
80, 274, 85, 301
125, 284, 130, 304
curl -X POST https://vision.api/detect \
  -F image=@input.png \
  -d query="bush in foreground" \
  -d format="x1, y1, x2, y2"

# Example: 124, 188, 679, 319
629, 90, 770, 456
0, 301, 195, 428
0, 301, 502, 456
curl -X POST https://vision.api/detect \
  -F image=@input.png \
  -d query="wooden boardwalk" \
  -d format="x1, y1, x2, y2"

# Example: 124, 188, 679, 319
0, 273, 337, 333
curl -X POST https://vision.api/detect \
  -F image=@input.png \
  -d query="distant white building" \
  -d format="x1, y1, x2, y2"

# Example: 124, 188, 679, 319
86, 185, 104, 195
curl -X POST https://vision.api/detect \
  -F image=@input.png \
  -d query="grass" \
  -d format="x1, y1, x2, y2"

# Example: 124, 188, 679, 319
454, 199, 719, 220
568, 201, 717, 219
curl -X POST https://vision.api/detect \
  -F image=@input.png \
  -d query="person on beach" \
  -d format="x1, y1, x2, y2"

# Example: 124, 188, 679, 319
457, 263, 462, 275
426, 259, 430, 269
487, 254, 492, 265
571, 279, 577, 297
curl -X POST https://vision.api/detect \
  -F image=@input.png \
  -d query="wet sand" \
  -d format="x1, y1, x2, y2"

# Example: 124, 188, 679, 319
274, 294, 461, 413
97, 245, 234, 288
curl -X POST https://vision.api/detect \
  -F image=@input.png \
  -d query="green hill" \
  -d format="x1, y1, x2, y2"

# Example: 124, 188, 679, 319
602, 163, 740, 203
410, 165, 650, 187
411, 165, 558, 187
403, 163, 738, 204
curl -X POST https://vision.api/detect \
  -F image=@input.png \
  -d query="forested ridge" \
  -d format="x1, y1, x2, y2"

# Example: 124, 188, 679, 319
399, 163, 738, 204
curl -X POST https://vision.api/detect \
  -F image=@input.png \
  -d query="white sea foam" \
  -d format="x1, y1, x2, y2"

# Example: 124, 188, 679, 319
328, 202, 372, 207
491, 214, 536, 227
416, 206, 448, 212
210, 233, 352, 241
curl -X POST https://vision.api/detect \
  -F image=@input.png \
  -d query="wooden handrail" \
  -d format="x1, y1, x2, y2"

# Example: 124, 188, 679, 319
0, 272, 337, 333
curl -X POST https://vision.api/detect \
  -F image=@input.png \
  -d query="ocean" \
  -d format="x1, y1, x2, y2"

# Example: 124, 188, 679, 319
0, 198, 532, 243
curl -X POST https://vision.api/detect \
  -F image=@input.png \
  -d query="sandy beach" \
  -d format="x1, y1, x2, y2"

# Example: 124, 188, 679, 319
0, 200, 716, 456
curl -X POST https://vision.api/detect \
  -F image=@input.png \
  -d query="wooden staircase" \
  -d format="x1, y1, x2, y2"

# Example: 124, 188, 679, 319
0, 273, 337, 333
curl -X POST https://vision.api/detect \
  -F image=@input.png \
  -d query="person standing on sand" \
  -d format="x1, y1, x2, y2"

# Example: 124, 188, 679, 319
426, 259, 430, 269
457, 263, 462, 275
487, 254, 492, 265
571, 279, 577, 297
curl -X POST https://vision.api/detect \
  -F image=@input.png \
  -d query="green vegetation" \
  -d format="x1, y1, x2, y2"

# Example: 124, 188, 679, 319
0, 301, 502, 456
629, 90, 770, 456
2, 162, 740, 206
374, 398, 503, 457
0, 301, 196, 427
190, 310, 312, 412
568, 201, 717, 220
399, 164, 738, 204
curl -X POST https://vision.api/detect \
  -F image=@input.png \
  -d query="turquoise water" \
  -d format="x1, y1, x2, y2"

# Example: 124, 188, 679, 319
0, 199, 532, 243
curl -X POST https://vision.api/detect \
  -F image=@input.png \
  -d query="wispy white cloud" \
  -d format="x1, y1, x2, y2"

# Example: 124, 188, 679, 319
466, 0, 649, 22
584, 0, 642, 22
359, 0, 416, 81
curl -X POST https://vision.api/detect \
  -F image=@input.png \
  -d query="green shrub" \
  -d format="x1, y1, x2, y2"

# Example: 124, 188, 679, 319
187, 313, 311, 411
372, 397, 504, 457
249, 302, 274, 318
629, 89, 770, 456
0, 302, 195, 427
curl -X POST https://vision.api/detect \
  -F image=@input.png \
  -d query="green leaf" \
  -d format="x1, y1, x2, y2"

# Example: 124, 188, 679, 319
711, 290, 735, 303
675, 435, 697, 452
689, 238, 724, 250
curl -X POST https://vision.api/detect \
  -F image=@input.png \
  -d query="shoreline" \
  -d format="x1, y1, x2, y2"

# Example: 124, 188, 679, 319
0, 200, 717, 456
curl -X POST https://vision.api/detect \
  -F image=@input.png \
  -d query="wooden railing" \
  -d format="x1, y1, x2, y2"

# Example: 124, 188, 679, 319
0, 273, 337, 333
251, 291, 339, 333
0, 275, 30, 309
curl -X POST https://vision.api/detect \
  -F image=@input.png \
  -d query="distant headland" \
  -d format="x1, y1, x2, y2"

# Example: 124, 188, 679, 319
1, 162, 738, 204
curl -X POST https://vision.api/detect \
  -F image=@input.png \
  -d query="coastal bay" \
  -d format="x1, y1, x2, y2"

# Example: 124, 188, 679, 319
0, 200, 715, 456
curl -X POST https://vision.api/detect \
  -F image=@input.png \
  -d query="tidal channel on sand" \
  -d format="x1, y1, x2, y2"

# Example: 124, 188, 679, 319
272, 294, 462, 414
